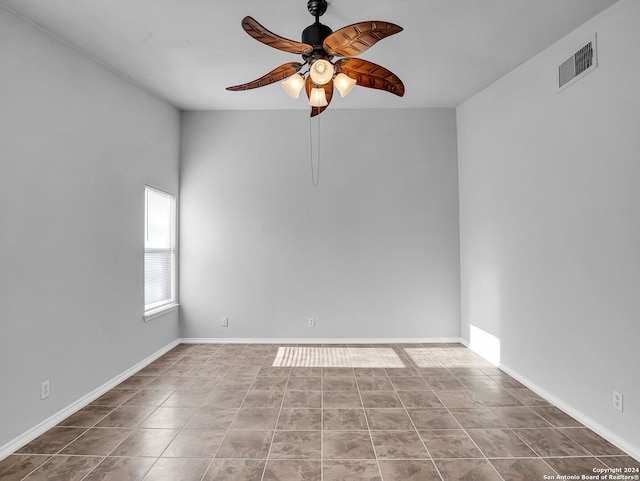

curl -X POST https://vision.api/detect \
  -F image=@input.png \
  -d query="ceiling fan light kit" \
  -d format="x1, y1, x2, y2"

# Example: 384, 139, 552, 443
308, 87, 329, 107
282, 73, 305, 98
309, 59, 334, 85
334, 73, 357, 98
226, 0, 405, 116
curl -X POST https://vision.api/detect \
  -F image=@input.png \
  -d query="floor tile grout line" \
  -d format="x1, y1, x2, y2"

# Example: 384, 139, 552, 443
187, 342, 261, 481
47, 365, 191, 481
69, 455, 107, 481
396, 374, 445, 481
554, 426, 607, 458
352, 362, 390, 481
508, 425, 550, 458
455, 368, 522, 481
445, 366, 586, 479
320, 364, 324, 481
188, 344, 225, 481
427, 372, 509, 481
258, 345, 292, 481
507, 423, 598, 474
16, 454, 56, 481
15, 428, 89, 466
143, 342, 226, 481
539, 456, 562, 478
172, 342, 226, 481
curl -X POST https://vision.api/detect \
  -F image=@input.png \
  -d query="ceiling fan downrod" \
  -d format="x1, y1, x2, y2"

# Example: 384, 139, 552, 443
303, 0, 332, 60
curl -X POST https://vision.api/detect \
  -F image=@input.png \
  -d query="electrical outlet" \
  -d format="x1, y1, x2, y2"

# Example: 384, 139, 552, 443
41, 380, 50, 400
308, 318, 315, 327
222, 317, 229, 327
613, 390, 623, 412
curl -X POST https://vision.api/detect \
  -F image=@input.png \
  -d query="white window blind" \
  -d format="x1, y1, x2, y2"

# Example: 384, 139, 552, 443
145, 186, 176, 313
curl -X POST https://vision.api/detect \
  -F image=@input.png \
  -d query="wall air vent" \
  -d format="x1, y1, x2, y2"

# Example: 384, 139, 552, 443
558, 34, 597, 92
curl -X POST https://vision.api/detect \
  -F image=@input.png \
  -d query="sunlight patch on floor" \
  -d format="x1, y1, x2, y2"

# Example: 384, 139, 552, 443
272, 347, 406, 368
404, 347, 492, 368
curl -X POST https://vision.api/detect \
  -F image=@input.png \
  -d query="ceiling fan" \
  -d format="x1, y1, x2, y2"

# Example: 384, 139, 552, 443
226, 0, 405, 116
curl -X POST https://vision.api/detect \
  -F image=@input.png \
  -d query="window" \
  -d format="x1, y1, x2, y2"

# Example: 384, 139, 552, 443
144, 186, 176, 318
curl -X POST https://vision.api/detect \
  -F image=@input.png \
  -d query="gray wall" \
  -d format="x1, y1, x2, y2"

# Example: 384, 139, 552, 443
457, 0, 640, 453
0, 8, 180, 448
179, 108, 461, 340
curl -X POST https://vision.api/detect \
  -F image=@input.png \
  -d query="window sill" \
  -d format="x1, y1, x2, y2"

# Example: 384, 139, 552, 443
144, 303, 179, 322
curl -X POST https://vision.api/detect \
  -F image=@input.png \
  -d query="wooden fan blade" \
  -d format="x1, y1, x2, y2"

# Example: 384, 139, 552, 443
323, 21, 402, 57
242, 16, 313, 55
335, 58, 405, 97
305, 77, 334, 117
226, 62, 303, 91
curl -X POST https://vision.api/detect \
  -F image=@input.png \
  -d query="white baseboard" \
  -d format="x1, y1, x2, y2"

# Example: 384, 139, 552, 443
498, 362, 640, 462
0, 339, 180, 461
180, 337, 464, 344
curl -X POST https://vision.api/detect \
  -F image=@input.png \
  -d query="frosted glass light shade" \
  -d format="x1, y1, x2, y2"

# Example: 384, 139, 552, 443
309, 59, 334, 85
281, 73, 304, 98
334, 73, 357, 97
308, 87, 328, 107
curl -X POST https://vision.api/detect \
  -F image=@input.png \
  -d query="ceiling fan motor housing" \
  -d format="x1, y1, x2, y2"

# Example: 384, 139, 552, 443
302, 22, 333, 61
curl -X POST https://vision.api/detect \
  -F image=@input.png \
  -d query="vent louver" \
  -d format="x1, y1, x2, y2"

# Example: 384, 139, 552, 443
558, 34, 597, 91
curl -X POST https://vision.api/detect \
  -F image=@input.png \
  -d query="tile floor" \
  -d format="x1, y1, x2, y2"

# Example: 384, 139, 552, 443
1, 343, 638, 481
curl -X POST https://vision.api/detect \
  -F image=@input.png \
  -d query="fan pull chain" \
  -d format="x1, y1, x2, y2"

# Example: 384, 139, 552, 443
309, 115, 320, 186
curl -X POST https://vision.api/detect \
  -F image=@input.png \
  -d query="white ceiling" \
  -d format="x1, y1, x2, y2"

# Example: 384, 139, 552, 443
1, 0, 619, 111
